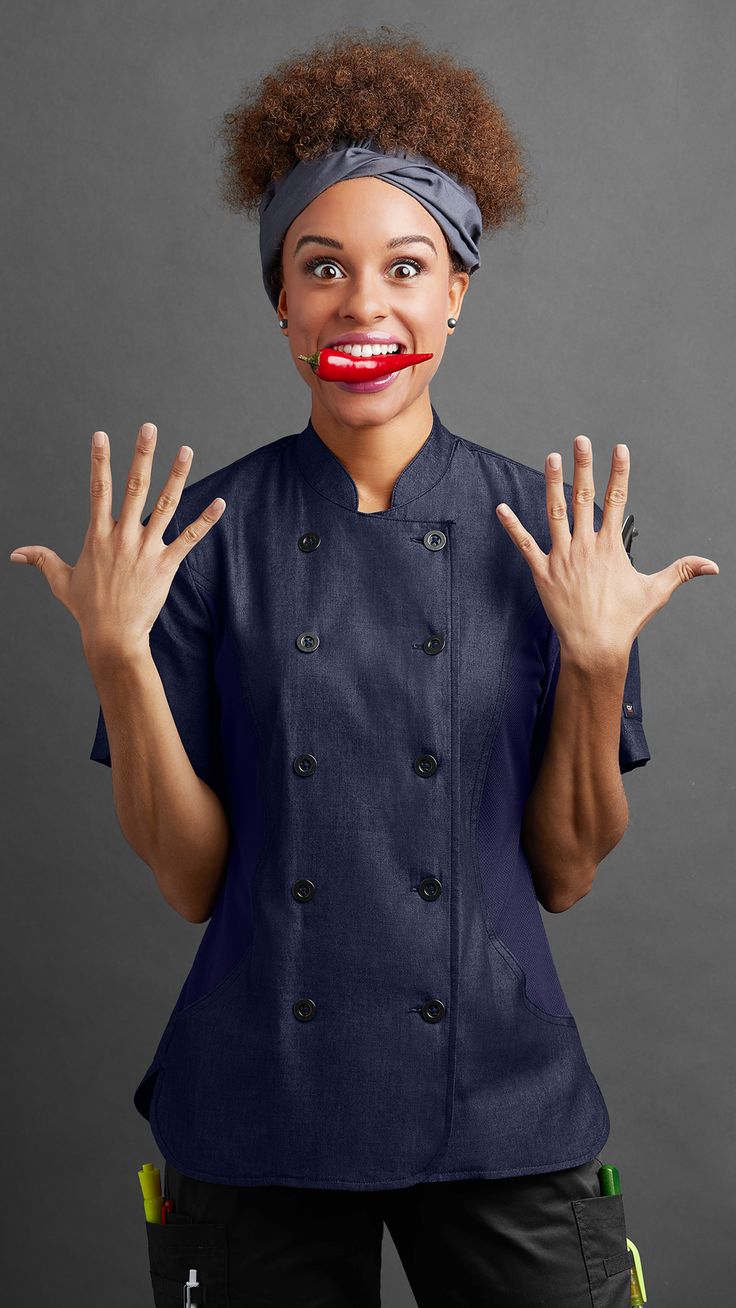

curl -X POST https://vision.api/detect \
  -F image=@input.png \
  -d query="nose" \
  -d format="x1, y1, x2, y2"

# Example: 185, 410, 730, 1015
336, 269, 392, 323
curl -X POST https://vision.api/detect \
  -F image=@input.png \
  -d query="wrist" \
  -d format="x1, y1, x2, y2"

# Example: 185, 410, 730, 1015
558, 641, 630, 684
81, 631, 153, 679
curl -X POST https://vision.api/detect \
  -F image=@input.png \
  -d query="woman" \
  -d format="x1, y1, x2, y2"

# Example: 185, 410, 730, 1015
11, 25, 719, 1308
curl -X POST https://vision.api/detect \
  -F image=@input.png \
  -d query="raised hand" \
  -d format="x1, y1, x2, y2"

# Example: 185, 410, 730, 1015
494, 436, 719, 667
9, 422, 226, 662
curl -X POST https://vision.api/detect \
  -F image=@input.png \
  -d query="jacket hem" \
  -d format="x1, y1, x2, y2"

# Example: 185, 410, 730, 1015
144, 1111, 611, 1193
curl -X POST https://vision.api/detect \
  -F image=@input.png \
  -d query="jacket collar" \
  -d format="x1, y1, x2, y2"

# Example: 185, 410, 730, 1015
294, 404, 455, 513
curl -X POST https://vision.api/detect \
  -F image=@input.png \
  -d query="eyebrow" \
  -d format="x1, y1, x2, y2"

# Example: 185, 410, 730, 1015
293, 233, 438, 258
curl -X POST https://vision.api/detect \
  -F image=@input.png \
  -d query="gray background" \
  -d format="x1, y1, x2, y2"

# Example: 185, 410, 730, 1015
3, 2, 734, 1304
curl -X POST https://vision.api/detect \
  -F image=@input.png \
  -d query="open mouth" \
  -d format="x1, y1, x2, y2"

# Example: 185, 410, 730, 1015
298, 340, 430, 383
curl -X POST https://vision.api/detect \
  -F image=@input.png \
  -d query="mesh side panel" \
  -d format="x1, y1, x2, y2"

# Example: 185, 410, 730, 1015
170, 625, 265, 1015
476, 625, 572, 1018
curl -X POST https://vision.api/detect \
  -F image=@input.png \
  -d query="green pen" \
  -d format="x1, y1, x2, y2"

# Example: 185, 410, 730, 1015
597, 1164, 647, 1305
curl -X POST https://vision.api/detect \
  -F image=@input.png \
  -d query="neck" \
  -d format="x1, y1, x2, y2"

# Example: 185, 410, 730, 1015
308, 390, 435, 512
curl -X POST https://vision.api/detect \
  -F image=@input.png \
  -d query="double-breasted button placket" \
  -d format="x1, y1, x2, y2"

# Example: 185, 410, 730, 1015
293, 521, 449, 1033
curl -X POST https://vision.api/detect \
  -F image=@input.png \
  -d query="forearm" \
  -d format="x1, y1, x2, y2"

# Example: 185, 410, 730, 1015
521, 650, 630, 912
84, 641, 229, 922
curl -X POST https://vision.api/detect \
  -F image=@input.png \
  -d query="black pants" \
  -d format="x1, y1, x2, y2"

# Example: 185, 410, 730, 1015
145, 1154, 633, 1307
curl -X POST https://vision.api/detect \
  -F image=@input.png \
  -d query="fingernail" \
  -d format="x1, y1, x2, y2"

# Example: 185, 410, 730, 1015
10, 551, 27, 562
616, 443, 628, 457
548, 453, 561, 469
92, 431, 105, 447
700, 563, 719, 574
575, 435, 589, 451
178, 445, 192, 461
141, 423, 156, 441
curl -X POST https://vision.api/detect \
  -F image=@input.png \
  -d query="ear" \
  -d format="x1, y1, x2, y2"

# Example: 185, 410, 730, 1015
449, 270, 470, 319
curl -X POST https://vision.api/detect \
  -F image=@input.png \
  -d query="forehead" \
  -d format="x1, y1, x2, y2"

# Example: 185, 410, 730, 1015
284, 176, 443, 251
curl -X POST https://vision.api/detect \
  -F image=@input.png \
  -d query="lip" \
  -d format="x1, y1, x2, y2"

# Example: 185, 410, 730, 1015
324, 333, 408, 351
333, 369, 405, 394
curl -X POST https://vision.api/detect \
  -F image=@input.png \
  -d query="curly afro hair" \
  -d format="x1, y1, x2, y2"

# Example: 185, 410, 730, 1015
215, 24, 532, 306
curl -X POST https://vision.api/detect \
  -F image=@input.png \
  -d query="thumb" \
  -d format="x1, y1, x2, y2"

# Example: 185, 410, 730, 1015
9, 546, 72, 600
651, 554, 720, 602
673, 555, 720, 578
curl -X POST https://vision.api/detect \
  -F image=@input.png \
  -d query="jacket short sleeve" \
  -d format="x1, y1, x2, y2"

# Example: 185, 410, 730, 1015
88, 507, 226, 800
530, 626, 651, 781
615, 634, 651, 771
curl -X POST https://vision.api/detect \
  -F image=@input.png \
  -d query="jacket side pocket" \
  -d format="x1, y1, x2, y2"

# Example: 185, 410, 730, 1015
571, 1194, 634, 1306
145, 1219, 229, 1306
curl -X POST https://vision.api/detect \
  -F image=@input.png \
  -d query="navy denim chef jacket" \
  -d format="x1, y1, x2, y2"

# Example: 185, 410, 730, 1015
90, 404, 650, 1192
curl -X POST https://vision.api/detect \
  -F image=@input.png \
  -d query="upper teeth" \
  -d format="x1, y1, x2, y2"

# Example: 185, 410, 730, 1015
331, 342, 402, 356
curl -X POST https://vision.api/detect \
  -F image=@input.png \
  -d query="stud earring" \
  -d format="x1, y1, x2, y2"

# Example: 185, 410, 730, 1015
447, 317, 457, 328
279, 318, 288, 328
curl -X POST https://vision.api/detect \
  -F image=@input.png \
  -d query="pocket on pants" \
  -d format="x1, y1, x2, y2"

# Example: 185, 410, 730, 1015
571, 1194, 633, 1307
145, 1218, 229, 1306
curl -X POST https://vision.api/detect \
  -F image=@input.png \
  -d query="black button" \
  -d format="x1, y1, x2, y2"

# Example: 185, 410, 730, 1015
298, 532, 321, 553
423, 529, 447, 551
292, 879, 316, 902
418, 876, 442, 901
293, 998, 317, 1021
293, 753, 317, 777
296, 631, 320, 652
421, 999, 445, 1023
413, 753, 438, 777
422, 634, 446, 655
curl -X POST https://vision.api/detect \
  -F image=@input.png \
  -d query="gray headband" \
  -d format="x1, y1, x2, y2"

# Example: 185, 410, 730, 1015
258, 137, 483, 311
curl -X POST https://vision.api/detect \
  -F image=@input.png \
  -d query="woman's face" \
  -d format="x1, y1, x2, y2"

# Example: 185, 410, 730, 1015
278, 177, 470, 430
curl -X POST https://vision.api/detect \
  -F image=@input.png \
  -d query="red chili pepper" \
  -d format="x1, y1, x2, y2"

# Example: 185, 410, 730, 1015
297, 346, 434, 381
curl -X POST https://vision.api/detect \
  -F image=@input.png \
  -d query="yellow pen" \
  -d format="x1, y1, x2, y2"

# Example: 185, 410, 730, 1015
138, 1161, 163, 1224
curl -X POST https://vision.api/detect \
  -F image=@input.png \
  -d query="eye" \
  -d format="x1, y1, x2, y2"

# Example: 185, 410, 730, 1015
391, 260, 424, 279
302, 256, 425, 280
302, 257, 343, 280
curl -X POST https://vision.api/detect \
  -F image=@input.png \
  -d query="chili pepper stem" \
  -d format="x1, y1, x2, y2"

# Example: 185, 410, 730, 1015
297, 352, 321, 373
